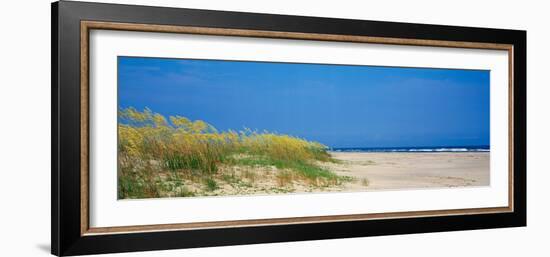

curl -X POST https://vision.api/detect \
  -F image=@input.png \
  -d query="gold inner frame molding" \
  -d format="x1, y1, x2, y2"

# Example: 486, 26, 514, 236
80, 20, 514, 236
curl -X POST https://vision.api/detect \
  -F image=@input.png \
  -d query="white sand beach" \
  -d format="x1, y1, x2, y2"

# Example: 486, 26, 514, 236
148, 151, 490, 198
183, 151, 491, 197
325, 152, 489, 191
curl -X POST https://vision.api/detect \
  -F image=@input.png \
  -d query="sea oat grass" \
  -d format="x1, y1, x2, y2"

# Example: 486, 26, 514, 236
117, 107, 351, 198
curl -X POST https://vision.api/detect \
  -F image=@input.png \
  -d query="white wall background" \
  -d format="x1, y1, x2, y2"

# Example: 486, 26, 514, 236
0, 0, 547, 256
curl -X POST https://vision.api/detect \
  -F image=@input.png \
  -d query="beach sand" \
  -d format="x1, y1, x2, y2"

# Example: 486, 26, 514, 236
324, 152, 490, 191
153, 152, 490, 198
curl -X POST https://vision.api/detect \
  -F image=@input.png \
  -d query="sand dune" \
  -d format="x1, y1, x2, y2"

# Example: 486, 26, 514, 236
154, 152, 490, 198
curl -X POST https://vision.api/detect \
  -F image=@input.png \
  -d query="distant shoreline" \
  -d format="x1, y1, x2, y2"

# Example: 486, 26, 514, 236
329, 146, 490, 153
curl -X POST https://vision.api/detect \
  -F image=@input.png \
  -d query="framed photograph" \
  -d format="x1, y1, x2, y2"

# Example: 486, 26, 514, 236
52, 1, 526, 256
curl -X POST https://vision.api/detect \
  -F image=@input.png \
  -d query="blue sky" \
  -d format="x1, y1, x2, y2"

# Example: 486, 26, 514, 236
118, 56, 490, 148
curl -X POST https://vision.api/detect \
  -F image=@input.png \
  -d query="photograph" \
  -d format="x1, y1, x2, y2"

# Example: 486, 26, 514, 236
117, 56, 490, 199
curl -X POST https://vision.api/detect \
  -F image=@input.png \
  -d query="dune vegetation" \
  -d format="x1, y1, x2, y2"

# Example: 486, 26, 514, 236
117, 107, 352, 199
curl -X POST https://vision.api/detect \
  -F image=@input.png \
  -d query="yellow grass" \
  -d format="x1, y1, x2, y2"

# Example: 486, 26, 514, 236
117, 107, 349, 199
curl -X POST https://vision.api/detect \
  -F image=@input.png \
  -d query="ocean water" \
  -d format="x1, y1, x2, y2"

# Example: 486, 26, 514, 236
330, 146, 490, 153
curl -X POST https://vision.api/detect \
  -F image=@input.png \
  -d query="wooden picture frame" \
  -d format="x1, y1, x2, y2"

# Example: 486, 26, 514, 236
52, 1, 526, 256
